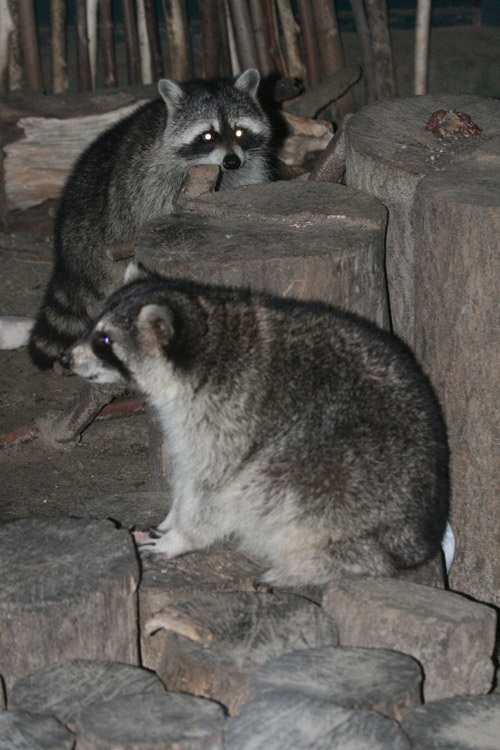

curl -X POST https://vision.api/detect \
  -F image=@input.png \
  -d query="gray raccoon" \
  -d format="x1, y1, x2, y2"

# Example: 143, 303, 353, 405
62, 264, 449, 588
28, 69, 272, 370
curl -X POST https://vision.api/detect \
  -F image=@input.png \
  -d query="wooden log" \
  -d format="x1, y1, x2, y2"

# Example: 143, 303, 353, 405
50, 0, 68, 94
144, 0, 164, 80
0, 710, 74, 749
122, 0, 141, 84
401, 695, 500, 750
101, 0, 118, 87
151, 591, 339, 714
228, 0, 259, 71
297, 0, 320, 87
139, 543, 267, 670
248, 0, 273, 77
199, 0, 221, 78
136, 0, 153, 84
10, 660, 167, 730
5, 0, 24, 93
161, 0, 191, 80
226, 694, 412, 750
1, 85, 155, 214
364, 0, 398, 100
322, 577, 497, 701
345, 94, 500, 344
248, 645, 423, 721
275, 0, 306, 80
283, 65, 361, 118
17, 0, 44, 91
0, 518, 139, 693
75, 0, 92, 91
74, 692, 224, 750
413, 160, 500, 608
350, 0, 377, 104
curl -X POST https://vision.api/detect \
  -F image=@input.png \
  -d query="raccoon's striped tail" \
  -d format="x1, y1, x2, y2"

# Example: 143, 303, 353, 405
28, 277, 94, 370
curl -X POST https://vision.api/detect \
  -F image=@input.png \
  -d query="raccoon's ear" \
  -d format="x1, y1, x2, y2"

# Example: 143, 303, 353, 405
158, 78, 185, 117
124, 261, 153, 285
234, 69, 260, 99
138, 304, 174, 348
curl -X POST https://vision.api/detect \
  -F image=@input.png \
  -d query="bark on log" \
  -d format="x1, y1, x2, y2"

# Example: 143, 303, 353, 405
248, 645, 423, 721
74, 693, 224, 750
323, 577, 497, 701
50, 0, 68, 93
283, 65, 361, 118
401, 695, 500, 750
139, 543, 267, 670
226, 695, 412, 750
413, 160, 500, 608
10, 660, 166, 731
345, 94, 500, 344
152, 591, 339, 714
0, 711, 74, 749
0, 517, 139, 693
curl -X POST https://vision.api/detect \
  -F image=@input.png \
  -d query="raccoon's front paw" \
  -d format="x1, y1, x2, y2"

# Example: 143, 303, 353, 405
136, 527, 198, 559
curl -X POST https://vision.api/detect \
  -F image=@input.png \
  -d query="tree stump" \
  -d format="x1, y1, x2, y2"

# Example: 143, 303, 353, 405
401, 695, 500, 750
322, 577, 497, 701
248, 645, 423, 721
135, 179, 389, 490
345, 94, 500, 345
150, 591, 339, 715
73, 692, 224, 750
0, 710, 74, 750
139, 543, 267, 671
226, 695, 412, 750
0, 518, 139, 693
10, 660, 166, 731
413, 161, 500, 608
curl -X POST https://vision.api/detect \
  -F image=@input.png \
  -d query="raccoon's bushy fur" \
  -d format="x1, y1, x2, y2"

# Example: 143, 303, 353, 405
28, 69, 272, 369
64, 265, 450, 587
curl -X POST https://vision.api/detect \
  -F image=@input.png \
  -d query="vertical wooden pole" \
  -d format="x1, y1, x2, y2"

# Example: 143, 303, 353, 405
199, 0, 221, 78
144, 0, 164, 80
137, 0, 153, 83
50, 0, 68, 93
216, 0, 232, 76
161, 0, 191, 79
101, 0, 118, 87
364, 0, 398, 100
414, 0, 432, 95
87, 0, 98, 89
263, 0, 286, 76
75, 0, 92, 91
275, 0, 307, 81
248, 0, 273, 77
17, 0, 45, 91
122, 0, 141, 84
228, 0, 259, 70
296, 0, 320, 86
349, 0, 377, 104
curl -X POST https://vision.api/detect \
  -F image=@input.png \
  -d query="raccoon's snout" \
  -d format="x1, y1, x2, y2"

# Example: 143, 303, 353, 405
222, 153, 241, 170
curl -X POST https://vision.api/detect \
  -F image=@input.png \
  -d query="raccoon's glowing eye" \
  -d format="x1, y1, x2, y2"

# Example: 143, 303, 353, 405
202, 131, 214, 142
234, 128, 244, 138
96, 331, 112, 346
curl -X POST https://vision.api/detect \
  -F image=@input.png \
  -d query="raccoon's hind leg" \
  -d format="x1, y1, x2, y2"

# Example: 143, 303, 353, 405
258, 533, 399, 588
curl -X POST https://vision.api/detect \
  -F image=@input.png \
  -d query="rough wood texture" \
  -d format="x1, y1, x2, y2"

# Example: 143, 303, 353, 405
226, 695, 411, 750
136, 181, 389, 329
0, 518, 140, 693
322, 577, 497, 702
0, 710, 74, 749
345, 94, 500, 345
139, 543, 266, 670
0, 85, 156, 218
248, 645, 422, 721
401, 694, 500, 750
74, 692, 224, 750
152, 591, 339, 714
413, 161, 500, 609
10, 660, 166, 731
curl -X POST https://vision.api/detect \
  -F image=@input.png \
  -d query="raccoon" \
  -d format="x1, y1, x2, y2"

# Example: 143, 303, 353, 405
28, 69, 272, 370
62, 264, 450, 587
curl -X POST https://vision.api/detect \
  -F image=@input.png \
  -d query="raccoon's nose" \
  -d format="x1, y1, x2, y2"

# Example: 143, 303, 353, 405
222, 153, 241, 170
59, 351, 73, 370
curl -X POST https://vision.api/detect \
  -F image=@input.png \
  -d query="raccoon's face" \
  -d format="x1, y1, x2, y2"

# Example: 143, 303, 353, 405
159, 69, 271, 179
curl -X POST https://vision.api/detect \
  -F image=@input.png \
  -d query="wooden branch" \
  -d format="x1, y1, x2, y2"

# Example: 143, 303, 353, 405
101, 0, 118, 87
161, 0, 191, 79
75, 0, 92, 91
144, 0, 164, 79
136, 0, 153, 83
308, 114, 352, 183
6, 0, 23, 91
263, 0, 286, 76
122, 0, 140, 84
275, 0, 307, 80
311, 0, 355, 121
199, 0, 220, 78
297, 0, 320, 87
283, 65, 361, 118
349, 0, 377, 104
50, 0, 68, 94
86, 0, 98, 89
248, 0, 273, 76
414, 0, 431, 95
228, 0, 259, 70
18, 0, 44, 91
0, 0, 14, 93
364, 0, 398, 100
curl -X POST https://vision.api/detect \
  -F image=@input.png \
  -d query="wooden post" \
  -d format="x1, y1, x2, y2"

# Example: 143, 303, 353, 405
296, 0, 320, 87
101, 0, 118, 87
248, 0, 274, 77
144, 0, 164, 80
228, 0, 259, 70
364, 0, 398, 100
161, 0, 191, 79
122, 0, 141, 84
199, 0, 221, 78
349, 0, 377, 104
17, 0, 44, 91
50, 0, 68, 93
275, 0, 307, 80
75, 0, 92, 91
